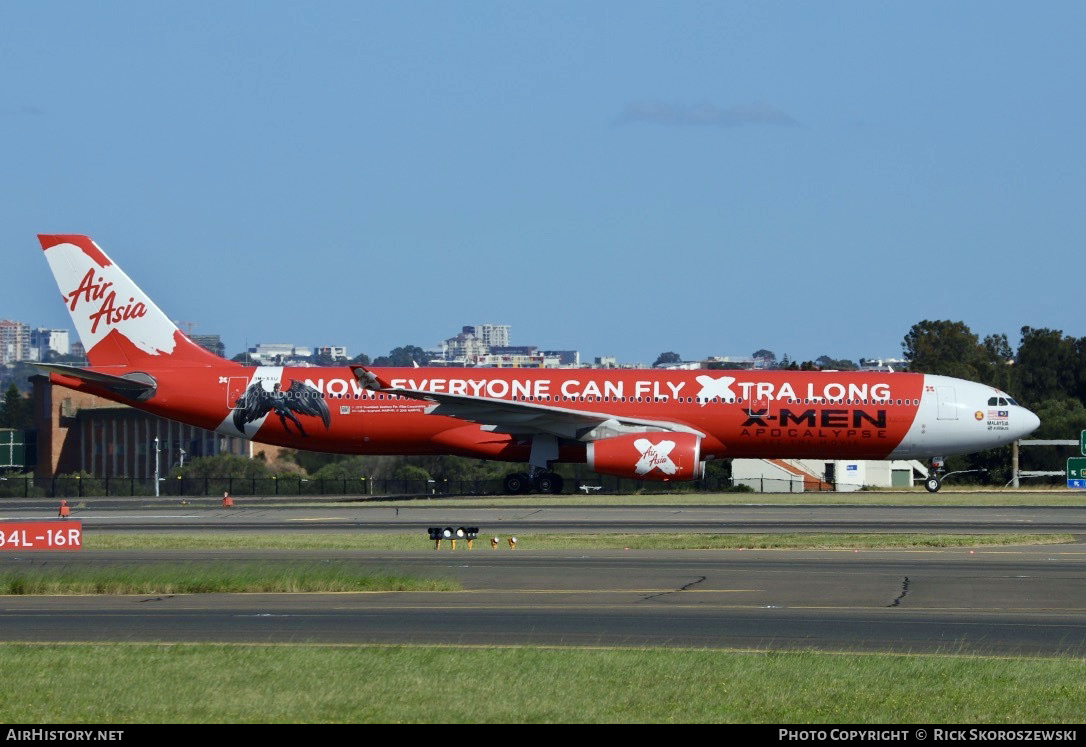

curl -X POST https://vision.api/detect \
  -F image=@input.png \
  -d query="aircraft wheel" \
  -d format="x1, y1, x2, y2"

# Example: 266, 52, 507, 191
534, 473, 564, 495
503, 472, 531, 494
924, 476, 941, 493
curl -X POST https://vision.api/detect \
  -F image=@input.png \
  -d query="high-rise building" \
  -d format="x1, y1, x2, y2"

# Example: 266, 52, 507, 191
30, 328, 70, 361
190, 334, 226, 358
443, 330, 488, 361
0, 320, 30, 365
315, 346, 349, 360
467, 324, 510, 349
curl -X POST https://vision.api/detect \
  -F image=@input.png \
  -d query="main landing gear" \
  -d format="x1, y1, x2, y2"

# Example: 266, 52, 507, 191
501, 435, 565, 495
502, 471, 565, 495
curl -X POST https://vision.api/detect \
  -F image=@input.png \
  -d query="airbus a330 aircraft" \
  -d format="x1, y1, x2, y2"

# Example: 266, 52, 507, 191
36, 234, 1041, 494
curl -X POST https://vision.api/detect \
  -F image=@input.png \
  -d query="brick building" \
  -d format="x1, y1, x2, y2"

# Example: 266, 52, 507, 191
31, 375, 283, 478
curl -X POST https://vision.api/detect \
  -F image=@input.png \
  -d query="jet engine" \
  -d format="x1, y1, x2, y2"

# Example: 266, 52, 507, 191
586, 431, 704, 481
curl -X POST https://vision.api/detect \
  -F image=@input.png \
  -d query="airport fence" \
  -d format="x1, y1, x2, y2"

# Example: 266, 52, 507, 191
0, 473, 751, 499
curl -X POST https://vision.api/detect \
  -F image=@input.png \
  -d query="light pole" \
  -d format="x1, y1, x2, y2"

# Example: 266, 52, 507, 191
154, 437, 160, 497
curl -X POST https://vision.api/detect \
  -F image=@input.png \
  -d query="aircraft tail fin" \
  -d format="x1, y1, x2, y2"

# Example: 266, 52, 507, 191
38, 234, 225, 368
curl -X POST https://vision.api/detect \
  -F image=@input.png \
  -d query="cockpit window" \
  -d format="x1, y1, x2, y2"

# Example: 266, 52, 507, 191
988, 397, 998, 406
1007, 397, 1018, 406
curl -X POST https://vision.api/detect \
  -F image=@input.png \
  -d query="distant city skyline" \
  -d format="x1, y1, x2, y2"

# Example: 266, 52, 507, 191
0, 310, 928, 370
4, 4, 1083, 364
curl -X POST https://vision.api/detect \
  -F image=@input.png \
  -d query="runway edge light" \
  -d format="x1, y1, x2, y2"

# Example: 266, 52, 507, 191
428, 527, 479, 550
459, 527, 479, 550
427, 527, 446, 550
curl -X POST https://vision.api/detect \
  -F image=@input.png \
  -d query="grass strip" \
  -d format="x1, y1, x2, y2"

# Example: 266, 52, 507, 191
0, 644, 1081, 723
80, 531, 1075, 551
506, 532, 1076, 550
0, 561, 458, 595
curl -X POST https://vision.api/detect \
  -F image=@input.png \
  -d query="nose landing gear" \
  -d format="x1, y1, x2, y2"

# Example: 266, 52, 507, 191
923, 457, 987, 492
924, 457, 945, 493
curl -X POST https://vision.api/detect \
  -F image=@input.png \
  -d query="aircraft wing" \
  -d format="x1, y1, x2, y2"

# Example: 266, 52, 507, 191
351, 366, 703, 442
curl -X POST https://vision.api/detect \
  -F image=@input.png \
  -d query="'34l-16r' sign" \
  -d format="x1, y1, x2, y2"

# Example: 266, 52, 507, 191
0, 521, 82, 551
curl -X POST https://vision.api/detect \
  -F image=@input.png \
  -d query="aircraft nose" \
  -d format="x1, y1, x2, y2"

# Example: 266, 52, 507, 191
1018, 407, 1041, 439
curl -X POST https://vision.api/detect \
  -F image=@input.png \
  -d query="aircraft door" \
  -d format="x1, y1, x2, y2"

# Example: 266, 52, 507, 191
936, 386, 958, 420
227, 377, 250, 408
747, 396, 772, 418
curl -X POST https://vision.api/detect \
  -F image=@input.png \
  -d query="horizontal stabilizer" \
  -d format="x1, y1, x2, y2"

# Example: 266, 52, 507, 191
35, 363, 157, 397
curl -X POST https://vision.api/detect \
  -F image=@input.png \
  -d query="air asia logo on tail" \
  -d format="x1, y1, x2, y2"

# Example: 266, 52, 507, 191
233, 380, 332, 437
634, 438, 678, 476
66, 269, 148, 334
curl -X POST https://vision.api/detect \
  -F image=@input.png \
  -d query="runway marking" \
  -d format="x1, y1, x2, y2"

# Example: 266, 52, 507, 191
0, 515, 202, 520
292, 518, 355, 522
436, 589, 763, 594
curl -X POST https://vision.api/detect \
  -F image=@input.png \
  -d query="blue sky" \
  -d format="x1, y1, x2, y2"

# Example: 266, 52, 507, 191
4, 2, 1084, 365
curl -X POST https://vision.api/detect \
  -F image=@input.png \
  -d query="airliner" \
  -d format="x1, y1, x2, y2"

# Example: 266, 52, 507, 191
36, 234, 1040, 494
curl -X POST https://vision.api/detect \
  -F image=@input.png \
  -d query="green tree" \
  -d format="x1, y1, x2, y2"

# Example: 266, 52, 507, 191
181, 454, 276, 480
0, 383, 30, 429
286, 449, 352, 474
1021, 397, 1086, 479
390, 463, 431, 481
815, 356, 858, 371
1013, 327, 1078, 405
752, 349, 776, 366
981, 333, 1015, 393
373, 345, 429, 367
652, 351, 681, 367
310, 456, 376, 481
902, 320, 991, 381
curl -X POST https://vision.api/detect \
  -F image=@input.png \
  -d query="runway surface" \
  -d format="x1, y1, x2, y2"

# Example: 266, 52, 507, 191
4, 501, 1086, 534
0, 501, 1084, 656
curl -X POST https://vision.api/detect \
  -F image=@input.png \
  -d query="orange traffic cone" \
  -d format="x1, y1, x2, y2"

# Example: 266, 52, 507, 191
222, 491, 234, 508
58, 500, 70, 519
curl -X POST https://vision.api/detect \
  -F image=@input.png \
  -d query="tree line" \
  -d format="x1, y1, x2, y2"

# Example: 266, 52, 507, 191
901, 321, 1085, 485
